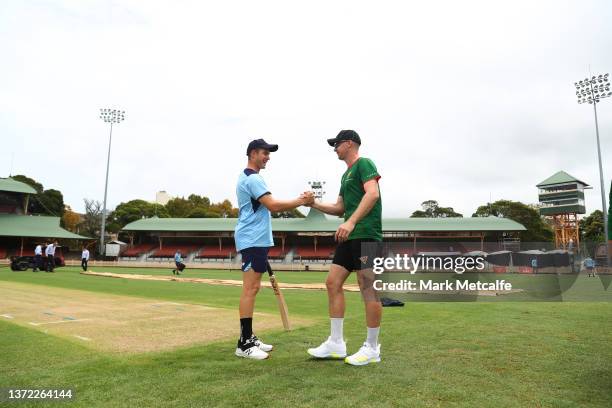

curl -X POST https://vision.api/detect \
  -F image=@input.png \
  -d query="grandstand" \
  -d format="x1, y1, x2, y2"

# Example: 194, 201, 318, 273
3, 176, 570, 273
0, 178, 89, 260
195, 246, 235, 261
0, 177, 531, 268
120, 208, 527, 269
121, 243, 156, 258
149, 244, 200, 259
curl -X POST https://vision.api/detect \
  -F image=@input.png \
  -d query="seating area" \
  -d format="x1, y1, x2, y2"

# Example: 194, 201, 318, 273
390, 245, 414, 256
389, 243, 473, 256
1, 246, 68, 258
149, 245, 199, 258
294, 245, 335, 259
1, 247, 39, 258
196, 247, 235, 259
268, 247, 286, 259
122, 244, 156, 257
62, 250, 83, 260
0, 204, 18, 214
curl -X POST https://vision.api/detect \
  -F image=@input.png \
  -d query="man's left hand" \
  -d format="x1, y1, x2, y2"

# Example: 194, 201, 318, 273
335, 221, 355, 242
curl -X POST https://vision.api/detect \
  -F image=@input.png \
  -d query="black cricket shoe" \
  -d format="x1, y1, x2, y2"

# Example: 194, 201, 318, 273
235, 336, 269, 360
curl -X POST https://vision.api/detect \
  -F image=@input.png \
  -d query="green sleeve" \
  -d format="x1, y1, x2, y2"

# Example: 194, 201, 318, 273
359, 158, 380, 183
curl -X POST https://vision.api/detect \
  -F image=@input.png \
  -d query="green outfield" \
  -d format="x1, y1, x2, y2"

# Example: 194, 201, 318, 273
1, 265, 611, 407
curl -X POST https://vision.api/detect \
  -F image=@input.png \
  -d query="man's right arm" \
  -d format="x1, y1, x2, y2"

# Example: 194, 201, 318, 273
311, 195, 345, 217
247, 174, 313, 212
259, 193, 311, 212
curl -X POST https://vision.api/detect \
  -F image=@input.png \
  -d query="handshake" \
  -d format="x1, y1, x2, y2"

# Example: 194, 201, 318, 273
298, 191, 315, 207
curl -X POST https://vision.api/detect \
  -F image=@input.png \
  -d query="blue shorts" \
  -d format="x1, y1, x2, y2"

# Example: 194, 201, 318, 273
240, 247, 270, 273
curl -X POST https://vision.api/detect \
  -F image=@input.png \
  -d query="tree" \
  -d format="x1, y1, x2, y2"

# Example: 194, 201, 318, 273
410, 200, 463, 218
188, 194, 210, 209
35, 189, 65, 217
188, 207, 209, 218
62, 206, 81, 233
108, 199, 169, 231
11, 174, 43, 193
579, 210, 605, 243
81, 199, 102, 238
272, 209, 305, 218
186, 194, 213, 217
166, 196, 238, 218
209, 199, 238, 218
11, 174, 64, 216
165, 197, 193, 218
472, 199, 553, 242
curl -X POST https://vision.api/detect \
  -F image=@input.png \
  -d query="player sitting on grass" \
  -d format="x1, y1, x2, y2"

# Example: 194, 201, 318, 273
234, 138, 314, 360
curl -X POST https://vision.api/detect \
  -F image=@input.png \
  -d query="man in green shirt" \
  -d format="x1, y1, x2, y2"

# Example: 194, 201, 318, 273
307, 130, 383, 366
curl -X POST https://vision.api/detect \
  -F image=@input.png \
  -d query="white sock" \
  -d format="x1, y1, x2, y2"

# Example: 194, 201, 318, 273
330, 318, 344, 342
366, 327, 380, 348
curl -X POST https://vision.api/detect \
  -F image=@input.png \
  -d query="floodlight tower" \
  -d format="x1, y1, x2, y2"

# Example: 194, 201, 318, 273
537, 171, 589, 248
98, 108, 126, 255
574, 73, 611, 266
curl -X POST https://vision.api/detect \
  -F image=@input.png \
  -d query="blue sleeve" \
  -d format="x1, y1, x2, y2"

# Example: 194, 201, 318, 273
246, 174, 270, 200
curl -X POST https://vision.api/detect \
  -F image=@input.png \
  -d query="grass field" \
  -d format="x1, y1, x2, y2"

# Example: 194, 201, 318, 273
1, 265, 611, 407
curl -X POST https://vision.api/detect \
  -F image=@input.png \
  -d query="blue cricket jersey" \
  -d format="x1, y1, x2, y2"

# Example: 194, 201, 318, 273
234, 169, 273, 251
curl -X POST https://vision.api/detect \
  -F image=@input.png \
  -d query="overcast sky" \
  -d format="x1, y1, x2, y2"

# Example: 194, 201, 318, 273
1, 0, 611, 218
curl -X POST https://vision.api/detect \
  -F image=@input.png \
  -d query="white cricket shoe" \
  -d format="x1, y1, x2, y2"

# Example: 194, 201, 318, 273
344, 343, 381, 366
307, 337, 347, 359
251, 335, 273, 352
235, 345, 269, 360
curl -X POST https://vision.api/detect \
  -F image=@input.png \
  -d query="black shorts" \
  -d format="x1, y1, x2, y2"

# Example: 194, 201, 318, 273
240, 247, 270, 273
332, 239, 383, 272
175, 261, 185, 271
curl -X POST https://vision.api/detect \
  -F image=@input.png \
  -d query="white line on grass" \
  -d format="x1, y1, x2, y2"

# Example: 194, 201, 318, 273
29, 319, 91, 326
1, 314, 14, 319
73, 335, 91, 341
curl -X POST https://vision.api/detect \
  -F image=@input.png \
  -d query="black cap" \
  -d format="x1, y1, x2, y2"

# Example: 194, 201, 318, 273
327, 130, 361, 147
246, 139, 279, 155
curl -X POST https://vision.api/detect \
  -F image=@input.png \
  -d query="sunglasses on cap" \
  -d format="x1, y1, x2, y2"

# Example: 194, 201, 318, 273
333, 140, 350, 148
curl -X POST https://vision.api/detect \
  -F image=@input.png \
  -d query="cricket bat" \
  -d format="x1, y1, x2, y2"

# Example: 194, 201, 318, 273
266, 262, 291, 331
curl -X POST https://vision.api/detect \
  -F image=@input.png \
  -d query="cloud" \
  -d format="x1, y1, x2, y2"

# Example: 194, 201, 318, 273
1, 0, 610, 218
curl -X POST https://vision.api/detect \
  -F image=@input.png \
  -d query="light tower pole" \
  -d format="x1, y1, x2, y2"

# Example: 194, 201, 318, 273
575, 73, 611, 266
98, 108, 125, 255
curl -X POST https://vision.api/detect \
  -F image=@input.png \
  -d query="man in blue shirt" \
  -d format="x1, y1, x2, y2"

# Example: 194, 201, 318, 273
531, 258, 538, 274
234, 138, 313, 360
584, 257, 595, 277
173, 250, 184, 275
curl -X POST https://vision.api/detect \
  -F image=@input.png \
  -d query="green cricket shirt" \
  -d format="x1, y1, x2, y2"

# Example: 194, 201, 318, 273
339, 157, 382, 241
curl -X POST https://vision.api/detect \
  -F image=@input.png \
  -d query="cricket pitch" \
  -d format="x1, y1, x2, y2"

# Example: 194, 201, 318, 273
0, 281, 302, 353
